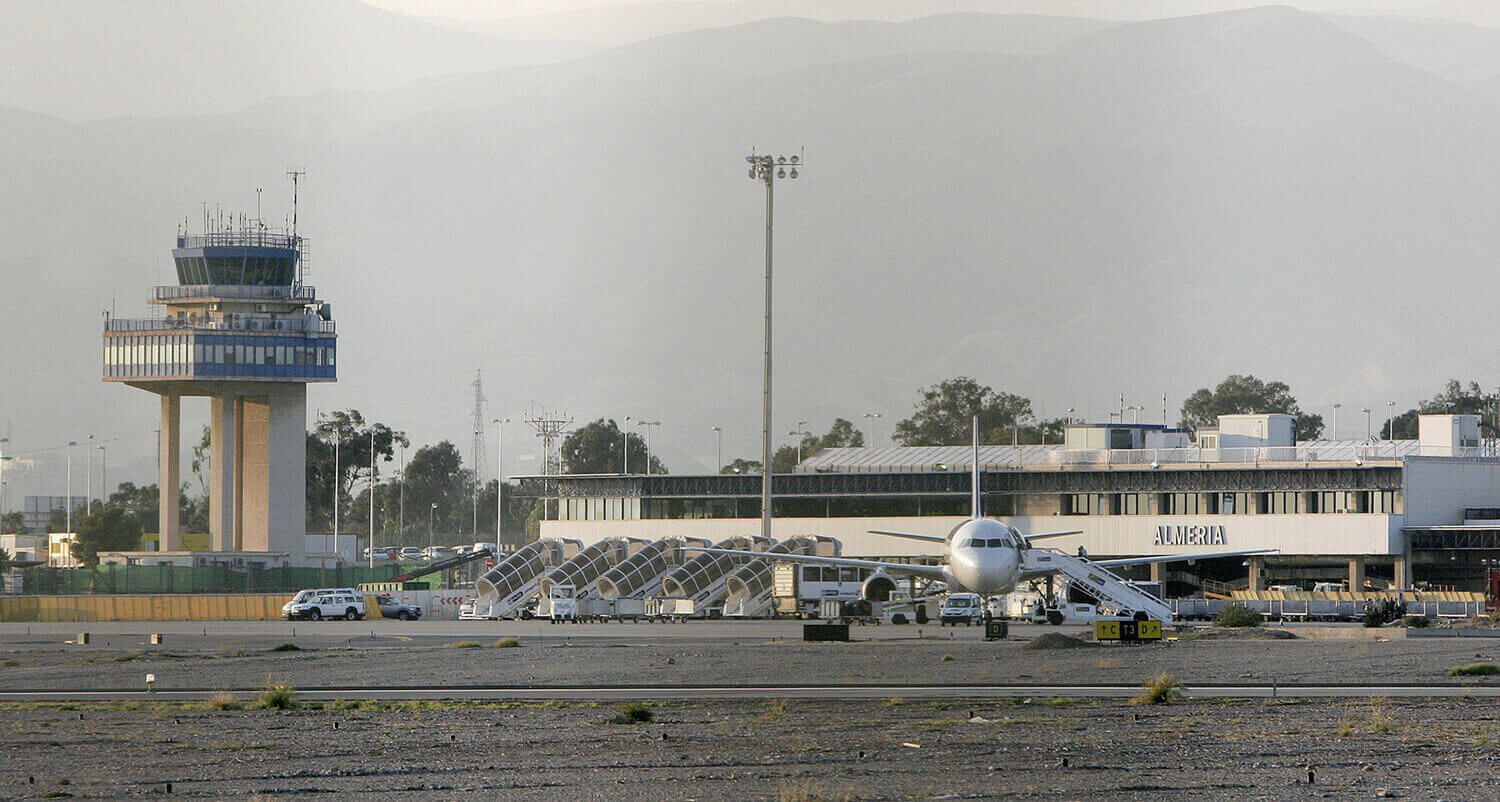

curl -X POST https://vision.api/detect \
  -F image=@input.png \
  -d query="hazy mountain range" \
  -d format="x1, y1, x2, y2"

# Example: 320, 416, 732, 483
3, 1, 1499, 498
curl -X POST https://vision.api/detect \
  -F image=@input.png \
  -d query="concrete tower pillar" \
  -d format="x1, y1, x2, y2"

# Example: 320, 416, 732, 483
1348, 558, 1366, 592
1248, 556, 1265, 592
209, 395, 239, 552
158, 394, 181, 551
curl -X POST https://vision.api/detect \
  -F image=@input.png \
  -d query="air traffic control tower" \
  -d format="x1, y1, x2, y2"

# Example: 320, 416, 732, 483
102, 216, 335, 561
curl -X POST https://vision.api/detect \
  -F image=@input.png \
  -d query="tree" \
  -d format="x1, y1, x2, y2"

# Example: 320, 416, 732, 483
560, 419, 666, 475
1179, 374, 1323, 441
71, 505, 144, 566
892, 377, 1033, 445
307, 410, 408, 532
1383, 380, 1497, 439
720, 458, 762, 475
770, 418, 868, 473
1, 511, 25, 535
106, 482, 159, 533
402, 441, 475, 538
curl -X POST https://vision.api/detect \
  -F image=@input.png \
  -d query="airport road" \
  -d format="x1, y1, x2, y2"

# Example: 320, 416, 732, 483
0, 618, 1096, 641
1, 683, 1497, 702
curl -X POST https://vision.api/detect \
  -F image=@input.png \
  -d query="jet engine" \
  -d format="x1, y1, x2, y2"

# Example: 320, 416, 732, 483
860, 572, 900, 602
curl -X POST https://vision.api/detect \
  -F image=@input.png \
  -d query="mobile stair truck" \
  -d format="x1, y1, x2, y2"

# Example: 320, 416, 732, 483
1017, 549, 1175, 624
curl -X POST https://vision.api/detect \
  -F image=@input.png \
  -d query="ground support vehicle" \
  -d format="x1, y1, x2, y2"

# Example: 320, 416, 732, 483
939, 593, 986, 626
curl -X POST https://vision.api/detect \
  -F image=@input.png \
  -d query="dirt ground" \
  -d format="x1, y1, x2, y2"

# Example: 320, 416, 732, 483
0, 696, 1495, 800
0, 630, 1497, 691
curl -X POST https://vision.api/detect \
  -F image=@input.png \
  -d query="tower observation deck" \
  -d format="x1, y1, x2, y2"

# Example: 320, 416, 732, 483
102, 218, 335, 560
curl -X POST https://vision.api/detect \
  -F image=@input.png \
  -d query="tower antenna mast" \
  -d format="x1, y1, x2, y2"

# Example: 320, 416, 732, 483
470, 370, 487, 536
285, 169, 305, 237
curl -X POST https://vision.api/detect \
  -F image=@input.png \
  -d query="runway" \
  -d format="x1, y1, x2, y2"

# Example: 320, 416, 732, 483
1, 682, 1496, 702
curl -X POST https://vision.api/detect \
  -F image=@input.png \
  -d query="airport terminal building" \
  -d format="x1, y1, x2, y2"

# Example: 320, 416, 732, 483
518, 414, 1500, 595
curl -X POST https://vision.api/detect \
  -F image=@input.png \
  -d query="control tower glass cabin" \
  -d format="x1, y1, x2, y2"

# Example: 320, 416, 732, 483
102, 223, 335, 559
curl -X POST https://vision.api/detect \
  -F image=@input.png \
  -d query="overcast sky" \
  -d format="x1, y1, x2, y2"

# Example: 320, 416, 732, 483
3, 0, 1499, 504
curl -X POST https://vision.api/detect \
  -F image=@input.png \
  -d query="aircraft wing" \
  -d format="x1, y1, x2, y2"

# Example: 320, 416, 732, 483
867, 529, 949, 544
684, 547, 950, 581
1088, 549, 1278, 568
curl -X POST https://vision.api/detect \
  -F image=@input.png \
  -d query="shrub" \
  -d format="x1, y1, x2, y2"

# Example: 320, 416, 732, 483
444, 641, 481, 649
205, 693, 242, 711
1447, 663, 1499, 677
257, 682, 299, 710
1405, 615, 1430, 628
1131, 673, 1182, 706
1216, 603, 1261, 628
493, 637, 521, 648
612, 702, 653, 723
1363, 608, 1384, 628
270, 643, 301, 652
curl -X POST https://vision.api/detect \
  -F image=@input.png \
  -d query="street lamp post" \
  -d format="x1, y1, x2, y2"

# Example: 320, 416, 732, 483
492, 417, 510, 546
1386, 401, 1395, 442
745, 149, 802, 544
1332, 403, 1341, 441
788, 427, 813, 464
368, 427, 377, 568
97, 445, 106, 508
1362, 408, 1372, 442
622, 416, 632, 474
85, 434, 94, 514
861, 412, 881, 443
397, 442, 406, 542
0, 437, 10, 529
1127, 405, 1144, 425
429, 502, 437, 552
637, 421, 661, 475
66, 441, 77, 533
710, 426, 723, 474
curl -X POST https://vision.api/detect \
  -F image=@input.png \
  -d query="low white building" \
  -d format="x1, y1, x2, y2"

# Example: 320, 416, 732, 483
517, 414, 1500, 594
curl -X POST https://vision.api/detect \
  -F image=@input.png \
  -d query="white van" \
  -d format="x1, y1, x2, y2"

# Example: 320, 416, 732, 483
939, 593, 986, 626
282, 588, 365, 620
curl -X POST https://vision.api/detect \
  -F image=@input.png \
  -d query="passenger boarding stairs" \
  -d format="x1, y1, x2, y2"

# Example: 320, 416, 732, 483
1020, 549, 1175, 621
723, 586, 777, 618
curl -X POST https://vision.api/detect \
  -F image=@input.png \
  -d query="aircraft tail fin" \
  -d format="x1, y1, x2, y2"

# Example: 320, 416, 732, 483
971, 415, 981, 518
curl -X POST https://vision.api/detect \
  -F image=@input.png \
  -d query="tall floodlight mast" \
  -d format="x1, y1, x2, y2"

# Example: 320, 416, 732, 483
745, 149, 803, 543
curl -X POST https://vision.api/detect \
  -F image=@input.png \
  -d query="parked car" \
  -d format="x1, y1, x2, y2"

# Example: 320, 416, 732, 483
422, 546, 454, 561
362, 547, 398, 561
375, 594, 422, 621
284, 592, 366, 621
398, 547, 424, 561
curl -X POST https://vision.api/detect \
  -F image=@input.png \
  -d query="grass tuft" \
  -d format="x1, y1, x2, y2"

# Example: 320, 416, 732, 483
940, 654, 955, 662
444, 641, 482, 650
1215, 603, 1261, 628
778, 779, 857, 802
611, 702, 654, 724
1405, 615, 1430, 628
256, 682, 299, 710
759, 699, 788, 722
111, 651, 143, 662
493, 637, 521, 648
204, 693, 242, 711
1448, 663, 1499, 677
269, 643, 301, 652
1131, 673, 1182, 706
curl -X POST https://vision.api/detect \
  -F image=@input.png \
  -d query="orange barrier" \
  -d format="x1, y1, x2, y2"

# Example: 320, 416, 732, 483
0, 594, 294, 622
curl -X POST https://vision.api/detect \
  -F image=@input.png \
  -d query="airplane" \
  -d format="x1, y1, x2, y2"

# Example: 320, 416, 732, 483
689, 418, 1275, 615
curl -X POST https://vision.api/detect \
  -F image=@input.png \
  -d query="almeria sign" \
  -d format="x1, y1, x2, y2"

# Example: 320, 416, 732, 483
1154, 524, 1228, 546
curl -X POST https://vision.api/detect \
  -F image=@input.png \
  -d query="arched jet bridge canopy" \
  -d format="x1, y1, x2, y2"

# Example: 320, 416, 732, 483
659, 535, 773, 599
538, 538, 649, 597
475, 538, 580, 600
596, 537, 710, 600
725, 535, 840, 602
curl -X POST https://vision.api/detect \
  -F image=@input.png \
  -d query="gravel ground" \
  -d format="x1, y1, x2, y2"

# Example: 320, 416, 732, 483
0, 630, 1496, 691
0, 696, 1495, 800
